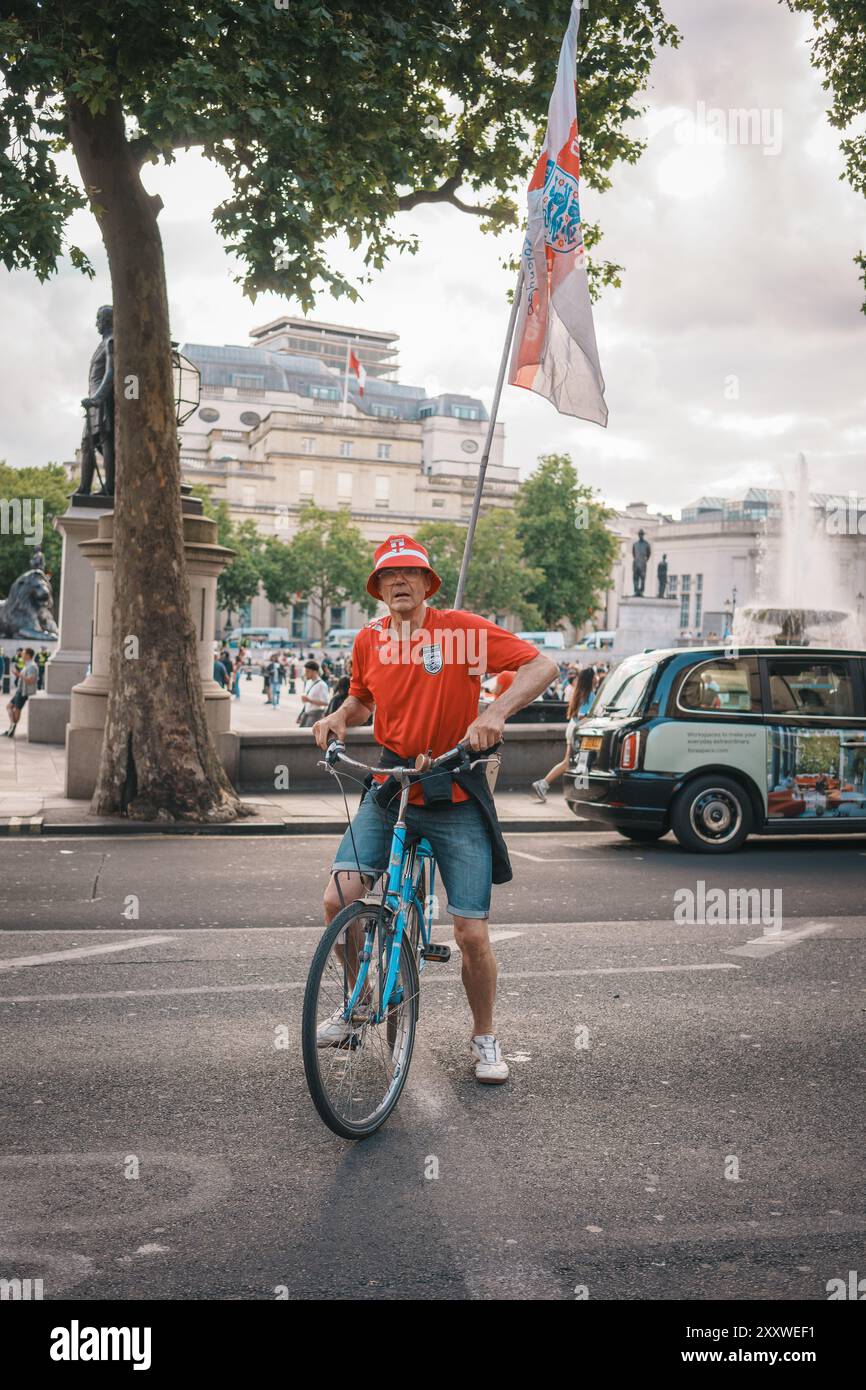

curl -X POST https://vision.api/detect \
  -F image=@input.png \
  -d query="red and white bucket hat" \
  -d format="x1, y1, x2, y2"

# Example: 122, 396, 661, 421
366, 533, 442, 599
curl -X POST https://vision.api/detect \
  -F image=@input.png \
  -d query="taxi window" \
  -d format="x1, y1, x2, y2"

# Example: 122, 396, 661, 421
766, 659, 857, 717
677, 658, 760, 714
592, 656, 656, 717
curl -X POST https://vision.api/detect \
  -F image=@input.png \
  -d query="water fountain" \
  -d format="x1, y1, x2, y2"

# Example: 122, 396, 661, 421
732, 454, 863, 648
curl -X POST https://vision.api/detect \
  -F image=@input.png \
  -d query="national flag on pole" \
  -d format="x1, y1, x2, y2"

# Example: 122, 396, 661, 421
508, 1, 608, 427
348, 348, 366, 396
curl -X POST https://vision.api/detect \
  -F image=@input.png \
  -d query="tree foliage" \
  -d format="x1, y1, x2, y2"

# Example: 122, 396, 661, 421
417, 511, 543, 624
513, 453, 617, 627
285, 504, 376, 637
786, 0, 866, 310
192, 487, 264, 623
0, 461, 70, 606
1, 0, 679, 304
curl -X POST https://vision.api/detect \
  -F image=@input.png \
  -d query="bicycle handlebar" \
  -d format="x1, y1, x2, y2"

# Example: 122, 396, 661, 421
323, 738, 493, 779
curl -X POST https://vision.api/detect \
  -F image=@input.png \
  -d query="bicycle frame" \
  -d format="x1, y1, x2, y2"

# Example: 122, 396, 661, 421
341, 774, 437, 1024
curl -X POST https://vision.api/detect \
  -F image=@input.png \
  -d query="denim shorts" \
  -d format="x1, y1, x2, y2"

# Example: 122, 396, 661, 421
332, 789, 493, 919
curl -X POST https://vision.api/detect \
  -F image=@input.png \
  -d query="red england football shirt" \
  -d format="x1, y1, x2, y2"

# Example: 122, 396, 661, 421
349, 608, 539, 804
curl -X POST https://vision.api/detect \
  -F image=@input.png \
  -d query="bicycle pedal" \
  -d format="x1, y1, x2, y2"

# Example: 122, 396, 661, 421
420, 943, 451, 963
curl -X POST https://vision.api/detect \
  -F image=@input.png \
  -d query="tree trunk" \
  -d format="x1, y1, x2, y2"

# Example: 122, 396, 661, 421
68, 98, 243, 822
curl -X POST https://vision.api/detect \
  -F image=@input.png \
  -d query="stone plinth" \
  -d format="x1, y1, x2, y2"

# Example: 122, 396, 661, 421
614, 596, 681, 658
28, 496, 112, 744
65, 508, 239, 800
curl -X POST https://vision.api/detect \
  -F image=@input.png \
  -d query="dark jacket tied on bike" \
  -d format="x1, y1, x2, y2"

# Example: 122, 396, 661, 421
365, 745, 513, 886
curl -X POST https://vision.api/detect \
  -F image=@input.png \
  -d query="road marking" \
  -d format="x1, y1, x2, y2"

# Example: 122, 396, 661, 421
404, 1043, 561, 1299
0, 935, 175, 972
0, 980, 309, 1004
440, 929, 523, 947
458, 963, 742, 983
4, 815, 43, 835
724, 922, 836, 958
0, 1152, 232, 1234
0, 961, 741, 1005
509, 850, 609, 862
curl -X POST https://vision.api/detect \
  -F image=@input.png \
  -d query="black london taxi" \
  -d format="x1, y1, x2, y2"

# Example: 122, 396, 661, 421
563, 645, 866, 852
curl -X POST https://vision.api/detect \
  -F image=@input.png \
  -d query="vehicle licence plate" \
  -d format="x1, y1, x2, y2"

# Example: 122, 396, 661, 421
580, 736, 602, 751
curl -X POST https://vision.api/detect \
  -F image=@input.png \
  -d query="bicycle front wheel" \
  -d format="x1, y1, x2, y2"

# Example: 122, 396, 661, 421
301, 902, 420, 1140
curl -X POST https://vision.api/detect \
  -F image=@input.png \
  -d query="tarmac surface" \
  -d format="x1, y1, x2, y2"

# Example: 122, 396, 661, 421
1, 830, 864, 1299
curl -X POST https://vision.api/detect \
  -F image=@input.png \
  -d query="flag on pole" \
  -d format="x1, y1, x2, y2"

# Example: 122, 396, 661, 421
509, 0, 608, 427
348, 348, 366, 396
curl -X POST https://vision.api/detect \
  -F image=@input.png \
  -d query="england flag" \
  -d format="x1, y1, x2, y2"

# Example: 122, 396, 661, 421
508, 1, 608, 427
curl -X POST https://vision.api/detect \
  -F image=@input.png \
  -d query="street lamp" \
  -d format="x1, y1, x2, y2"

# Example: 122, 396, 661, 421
171, 343, 201, 426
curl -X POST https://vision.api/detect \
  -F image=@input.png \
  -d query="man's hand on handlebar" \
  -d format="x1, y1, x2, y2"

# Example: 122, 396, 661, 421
313, 715, 347, 750
463, 708, 505, 752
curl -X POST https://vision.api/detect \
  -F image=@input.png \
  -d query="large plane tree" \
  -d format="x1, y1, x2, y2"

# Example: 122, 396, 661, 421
0, 0, 677, 821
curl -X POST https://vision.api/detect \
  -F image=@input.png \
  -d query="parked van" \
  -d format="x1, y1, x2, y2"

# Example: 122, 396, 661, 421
324, 627, 361, 649
564, 645, 866, 852
574, 631, 615, 651
517, 630, 565, 650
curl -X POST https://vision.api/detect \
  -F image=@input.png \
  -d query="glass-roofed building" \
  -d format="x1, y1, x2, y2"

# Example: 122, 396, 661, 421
178, 321, 515, 637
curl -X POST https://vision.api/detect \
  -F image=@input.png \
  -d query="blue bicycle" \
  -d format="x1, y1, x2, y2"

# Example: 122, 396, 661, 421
301, 739, 479, 1139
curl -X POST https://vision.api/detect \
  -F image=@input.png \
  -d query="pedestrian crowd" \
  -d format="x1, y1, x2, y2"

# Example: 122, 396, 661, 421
211, 645, 355, 725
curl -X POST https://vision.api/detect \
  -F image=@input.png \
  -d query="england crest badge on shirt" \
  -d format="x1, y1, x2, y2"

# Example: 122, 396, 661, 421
422, 643, 443, 675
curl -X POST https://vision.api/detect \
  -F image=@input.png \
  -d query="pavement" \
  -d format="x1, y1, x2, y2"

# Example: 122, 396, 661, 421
0, 678, 587, 835
1, 831, 864, 1300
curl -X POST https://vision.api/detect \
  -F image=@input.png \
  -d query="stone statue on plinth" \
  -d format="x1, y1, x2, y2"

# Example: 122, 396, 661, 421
632, 529, 651, 597
76, 305, 115, 497
0, 568, 58, 640
657, 553, 668, 598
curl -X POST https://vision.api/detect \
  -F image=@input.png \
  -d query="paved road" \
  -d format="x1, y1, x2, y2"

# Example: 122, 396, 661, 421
1, 831, 864, 1300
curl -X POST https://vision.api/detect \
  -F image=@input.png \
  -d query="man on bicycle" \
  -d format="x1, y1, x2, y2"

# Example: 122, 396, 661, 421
313, 533, 556, 1084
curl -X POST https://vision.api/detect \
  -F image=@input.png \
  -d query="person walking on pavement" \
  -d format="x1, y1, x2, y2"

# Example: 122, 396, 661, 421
531, 665, 595, 801
266, 654, 285, 708
298, 660, 329, 727
213, 653, 230, 689
4, 647, 39, 737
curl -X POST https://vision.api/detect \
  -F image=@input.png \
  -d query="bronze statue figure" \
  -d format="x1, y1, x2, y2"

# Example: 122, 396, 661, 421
76, 304, 115, 496
632, 528, 651, 597
657, 553, 668, 598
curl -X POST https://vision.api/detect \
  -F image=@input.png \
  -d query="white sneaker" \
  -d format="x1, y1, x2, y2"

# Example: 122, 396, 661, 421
316, 1008, 353, 1048
470, 1034, 510, 1084
531, 779, 549, 802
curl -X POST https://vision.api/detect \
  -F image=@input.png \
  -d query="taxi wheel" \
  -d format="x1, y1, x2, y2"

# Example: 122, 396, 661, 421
671, 775, 753, 853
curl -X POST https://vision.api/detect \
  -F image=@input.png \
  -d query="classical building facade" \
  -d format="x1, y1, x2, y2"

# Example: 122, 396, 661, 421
179, 320, 514, 637
599, 490, 866, 641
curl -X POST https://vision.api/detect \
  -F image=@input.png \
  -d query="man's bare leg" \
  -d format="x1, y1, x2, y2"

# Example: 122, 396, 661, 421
322, 871, 370, 995
452, 916, 497, 1035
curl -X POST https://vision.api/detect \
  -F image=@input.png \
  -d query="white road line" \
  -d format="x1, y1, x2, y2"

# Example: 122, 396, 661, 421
509, 850, 608, 862
724, 921, 836, 958
0, 935, 175, 972
2, 915, 863, 942
459, 963, 742, 982
0, 961, 741, 1006
439, 929, 523, 947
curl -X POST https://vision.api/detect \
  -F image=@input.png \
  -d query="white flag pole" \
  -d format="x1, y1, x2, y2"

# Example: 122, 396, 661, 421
454, 263, 525, 611
341, 340, 350, 416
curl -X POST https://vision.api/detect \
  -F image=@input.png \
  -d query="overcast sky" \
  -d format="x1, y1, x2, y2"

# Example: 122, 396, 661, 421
2, 0, 864, 514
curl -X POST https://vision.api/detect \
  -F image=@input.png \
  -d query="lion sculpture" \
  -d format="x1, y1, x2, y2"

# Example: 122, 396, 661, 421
0, 569, 59, 639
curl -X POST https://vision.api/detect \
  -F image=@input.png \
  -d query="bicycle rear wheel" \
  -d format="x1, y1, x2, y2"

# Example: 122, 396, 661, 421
301, 901, 420, 1140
